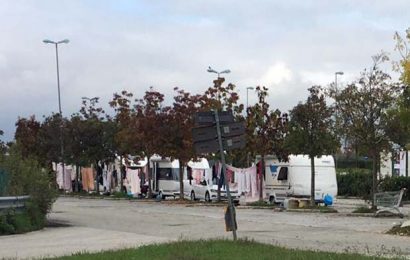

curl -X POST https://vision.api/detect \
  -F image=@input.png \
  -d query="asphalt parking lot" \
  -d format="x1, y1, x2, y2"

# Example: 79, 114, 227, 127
0, 197, 409, 259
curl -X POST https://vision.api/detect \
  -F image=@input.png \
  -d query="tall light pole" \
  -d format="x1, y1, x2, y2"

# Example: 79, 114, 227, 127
246, 87, 254, 112
207, 66, 231, 79
334, 71, 344, 169
44, 38, 69, 191
335, 71, 344, 93
207, 66, 231, 104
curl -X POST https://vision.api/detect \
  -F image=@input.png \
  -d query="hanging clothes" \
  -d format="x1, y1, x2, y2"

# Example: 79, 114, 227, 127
64, 166, 73, 192
192, 169, 204, 184
81, 167, 95, 192
126, 168, 141, 196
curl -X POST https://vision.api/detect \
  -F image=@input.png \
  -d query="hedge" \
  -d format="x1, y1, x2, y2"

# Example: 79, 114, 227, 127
0, 145, 57, 235
379, 176, 410, 201
337, 168, 372, 199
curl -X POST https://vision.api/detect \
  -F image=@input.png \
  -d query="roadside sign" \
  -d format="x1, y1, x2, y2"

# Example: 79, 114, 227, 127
193, 139, 219, 154
194, 111, 234, 126
192, 122, 245, 142
220, 122, 245, 137
192, 126, 217, 142
224, 135, 246, 150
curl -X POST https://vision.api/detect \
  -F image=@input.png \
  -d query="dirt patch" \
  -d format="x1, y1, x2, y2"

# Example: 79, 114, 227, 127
386, 225, 410, 236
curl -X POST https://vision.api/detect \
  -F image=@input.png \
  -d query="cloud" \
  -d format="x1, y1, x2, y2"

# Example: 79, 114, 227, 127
0, 0, 409, 141
260, 63, 293, 86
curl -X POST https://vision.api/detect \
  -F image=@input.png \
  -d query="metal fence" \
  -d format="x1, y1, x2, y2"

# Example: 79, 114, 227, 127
0, 195, 30, 214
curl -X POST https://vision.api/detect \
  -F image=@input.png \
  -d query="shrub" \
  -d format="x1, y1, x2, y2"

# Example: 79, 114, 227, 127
379, 176, 410, 201
0, 145, 57, 234
337, 168, 372, 199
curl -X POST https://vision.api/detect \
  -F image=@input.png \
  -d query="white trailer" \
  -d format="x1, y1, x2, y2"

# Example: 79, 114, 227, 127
150, 156, 180, 199
263, 155, 338, 203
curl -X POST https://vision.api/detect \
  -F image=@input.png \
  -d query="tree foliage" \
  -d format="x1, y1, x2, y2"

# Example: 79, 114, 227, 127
331, 53, 401, 208
285, 86, 339, 205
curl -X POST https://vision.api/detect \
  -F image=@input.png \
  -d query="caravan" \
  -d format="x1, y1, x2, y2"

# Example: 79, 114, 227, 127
151, 156, 180, 199
263, 155, 338, 203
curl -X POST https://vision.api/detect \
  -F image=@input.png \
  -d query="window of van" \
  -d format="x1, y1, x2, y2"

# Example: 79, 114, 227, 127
277, 167, 288, 181
158, 168, 180, 181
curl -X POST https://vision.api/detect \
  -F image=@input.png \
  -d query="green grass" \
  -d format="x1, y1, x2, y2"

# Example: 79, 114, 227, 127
49, 239, 389, 260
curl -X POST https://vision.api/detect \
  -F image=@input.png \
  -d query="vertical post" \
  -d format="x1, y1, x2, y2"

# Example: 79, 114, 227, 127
215, 110, 237, 240
55, 43, 66, 191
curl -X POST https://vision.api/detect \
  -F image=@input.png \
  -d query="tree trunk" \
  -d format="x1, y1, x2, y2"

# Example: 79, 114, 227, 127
179, 163, 184, 201
310, 156, 315, 207
371, 152, 378, 209
259, 155, 265, 201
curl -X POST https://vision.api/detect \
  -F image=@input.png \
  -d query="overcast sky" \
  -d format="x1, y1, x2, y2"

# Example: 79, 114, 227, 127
0, 0, 409, 141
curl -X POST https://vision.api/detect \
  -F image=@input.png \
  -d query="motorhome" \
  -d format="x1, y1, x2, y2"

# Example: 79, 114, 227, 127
150, 156, 180, 199
262, 155, 338, 203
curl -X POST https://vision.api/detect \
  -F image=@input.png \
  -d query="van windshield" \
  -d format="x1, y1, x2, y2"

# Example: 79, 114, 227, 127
157, 168, 179, 181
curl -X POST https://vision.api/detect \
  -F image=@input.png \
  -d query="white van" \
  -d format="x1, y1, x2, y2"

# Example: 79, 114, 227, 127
262, 155, 338, 203
151, 156, 180, 199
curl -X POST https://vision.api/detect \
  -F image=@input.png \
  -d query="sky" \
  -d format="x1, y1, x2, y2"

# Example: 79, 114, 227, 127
0, 0, 409, 141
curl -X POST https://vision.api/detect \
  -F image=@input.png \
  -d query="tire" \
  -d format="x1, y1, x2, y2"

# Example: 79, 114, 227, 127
158, 191, 165, 200
205, 191, 211, 202
190, 191, 196, 201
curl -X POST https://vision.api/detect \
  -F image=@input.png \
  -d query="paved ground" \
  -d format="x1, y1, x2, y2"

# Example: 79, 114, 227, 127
1, 197, 410, 259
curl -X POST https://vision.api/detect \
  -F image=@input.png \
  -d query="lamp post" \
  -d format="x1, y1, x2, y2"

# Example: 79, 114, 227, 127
335, 71, 344, 93
246, 87, 254, 112
43, 38, 69, 191
207, 66, 231, 79
334, 71, 344, 169
207, 66, 231, 104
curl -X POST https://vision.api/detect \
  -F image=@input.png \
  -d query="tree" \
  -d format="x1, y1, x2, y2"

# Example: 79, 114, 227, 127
14, 116, 42, 160
0, 129, 6, 154
285, 86, 339, 206
67, 97, 117, 192
392, 28, 410, 150
332, 53, 401, 208
133, 88, 170, 198
160, 88, 202, 200
246, 86, 289, 201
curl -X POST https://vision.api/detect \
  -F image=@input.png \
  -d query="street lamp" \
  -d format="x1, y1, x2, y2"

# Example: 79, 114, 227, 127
335, 71, 344, 92
207, 66, 231, 78
334, 71, 344, 169
43, 38, 69, 191
246, 87, 254, 111
82, 96, 99, 105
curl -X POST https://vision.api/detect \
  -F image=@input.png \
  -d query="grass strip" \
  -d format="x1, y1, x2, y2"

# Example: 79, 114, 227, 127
49, 239, 391, 260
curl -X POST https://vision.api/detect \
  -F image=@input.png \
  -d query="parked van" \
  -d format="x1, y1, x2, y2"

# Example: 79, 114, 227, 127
262, 155, 337, 203
150, 156, 180, 199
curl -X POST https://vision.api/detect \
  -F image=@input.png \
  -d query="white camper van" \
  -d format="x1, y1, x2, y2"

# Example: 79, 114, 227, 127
263, 155, 338, 203
151, 156, 180, 199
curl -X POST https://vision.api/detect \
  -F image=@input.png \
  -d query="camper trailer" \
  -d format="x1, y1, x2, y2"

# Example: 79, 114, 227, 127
263, 155, 338, 203
151, 156, 180, 199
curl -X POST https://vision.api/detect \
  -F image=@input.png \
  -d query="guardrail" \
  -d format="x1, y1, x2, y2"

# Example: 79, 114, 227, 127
0, 195, 30, 213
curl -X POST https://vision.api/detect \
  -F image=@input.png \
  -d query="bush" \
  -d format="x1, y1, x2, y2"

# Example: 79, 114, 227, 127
379, 176, 410, 201
337, 168, 372, 199
0, 145, 57, 234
